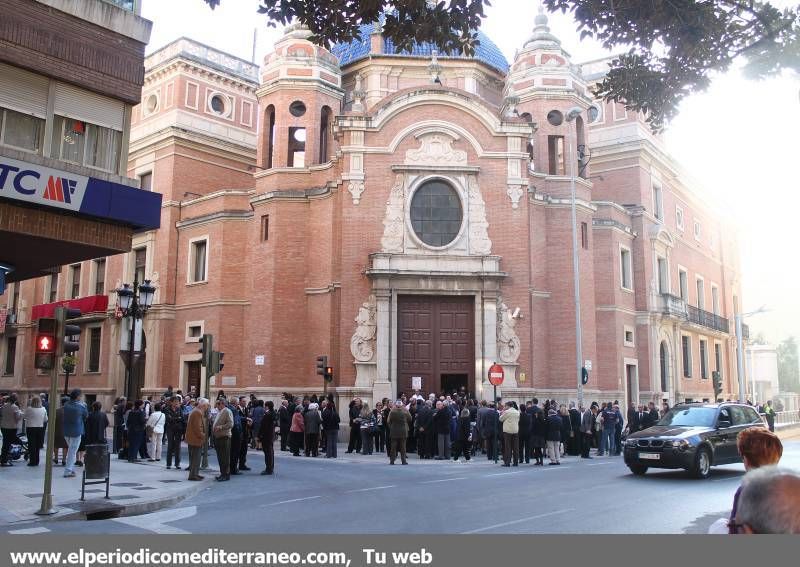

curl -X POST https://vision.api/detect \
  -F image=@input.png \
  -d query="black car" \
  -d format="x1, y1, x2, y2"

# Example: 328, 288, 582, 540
623, 403, 764, 479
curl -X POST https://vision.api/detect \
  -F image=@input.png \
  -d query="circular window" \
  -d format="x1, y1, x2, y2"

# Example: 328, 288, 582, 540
409, 180, 463, 248
209, 94, 228, 115
292, 128, 306, 142
144, 94, 159, 115
289, 100, 306, 117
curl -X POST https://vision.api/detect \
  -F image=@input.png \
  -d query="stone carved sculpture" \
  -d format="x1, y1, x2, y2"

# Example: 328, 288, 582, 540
507, 183, 525, 209
497, 300, 521, 363
405, 133, 467, 166
350, 296, 377, 362
467, 176, 492, 255
380, 174, 405, 253
348, 180, 365, 205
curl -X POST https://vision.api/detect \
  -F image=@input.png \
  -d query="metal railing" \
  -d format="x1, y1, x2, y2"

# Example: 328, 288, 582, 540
686, 304, 730, 334
774, 410, 800, 427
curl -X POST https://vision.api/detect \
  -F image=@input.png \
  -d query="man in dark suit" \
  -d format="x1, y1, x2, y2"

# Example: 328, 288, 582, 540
627, 403, 639, 433
568, 402, 581, 456
646, 402, 660, 428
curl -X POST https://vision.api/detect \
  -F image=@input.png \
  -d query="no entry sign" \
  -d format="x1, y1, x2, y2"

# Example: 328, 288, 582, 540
488, 363, 504, 386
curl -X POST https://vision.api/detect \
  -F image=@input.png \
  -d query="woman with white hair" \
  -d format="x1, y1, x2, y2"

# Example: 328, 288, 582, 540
358, 402, 375, 455
303, 402, 322, 457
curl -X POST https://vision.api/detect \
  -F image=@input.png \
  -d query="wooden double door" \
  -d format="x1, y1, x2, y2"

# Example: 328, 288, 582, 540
398, 295, 474, 397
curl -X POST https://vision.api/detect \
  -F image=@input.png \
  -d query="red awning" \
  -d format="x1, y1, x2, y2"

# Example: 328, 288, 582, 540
31, 295, 109, 321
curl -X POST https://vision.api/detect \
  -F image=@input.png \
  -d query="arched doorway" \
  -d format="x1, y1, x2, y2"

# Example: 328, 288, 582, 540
660, 341, 669, 394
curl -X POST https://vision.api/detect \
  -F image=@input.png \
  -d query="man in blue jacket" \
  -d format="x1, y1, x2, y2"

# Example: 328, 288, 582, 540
62, 389, 88, 478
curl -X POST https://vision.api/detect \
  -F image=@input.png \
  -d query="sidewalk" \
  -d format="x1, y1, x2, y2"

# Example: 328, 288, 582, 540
0, 448, 215, 526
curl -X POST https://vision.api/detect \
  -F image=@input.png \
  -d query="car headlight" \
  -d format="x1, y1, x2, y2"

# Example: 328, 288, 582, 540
625, 439, 637, 447
674, 440, 689, 450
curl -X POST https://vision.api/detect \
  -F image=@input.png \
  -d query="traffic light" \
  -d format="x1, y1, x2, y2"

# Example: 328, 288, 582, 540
34, 318, 57, 370
199, 334, 213, 368
581, 367, 589, 385
324, 365, 334, 383
211, 350, 225, 376
712, 371, 722, 399
316, 355, 327, 376
60, 307, 81, 355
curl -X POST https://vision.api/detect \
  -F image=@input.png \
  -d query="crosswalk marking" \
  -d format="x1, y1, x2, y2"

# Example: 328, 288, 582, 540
112, 506, 196, 534
8, 527, 50, 535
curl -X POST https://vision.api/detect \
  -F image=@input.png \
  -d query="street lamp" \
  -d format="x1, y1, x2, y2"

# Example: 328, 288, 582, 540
735, 305, 768, 404
548, 105, 586, 406
114, 276, 156, 400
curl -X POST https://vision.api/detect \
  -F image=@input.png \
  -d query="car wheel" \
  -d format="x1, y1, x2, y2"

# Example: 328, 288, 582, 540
629, 465, 648, 476
692, 447, 711, 479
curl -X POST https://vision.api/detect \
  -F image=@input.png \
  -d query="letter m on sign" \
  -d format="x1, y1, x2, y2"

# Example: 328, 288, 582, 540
44, 176, 64, 202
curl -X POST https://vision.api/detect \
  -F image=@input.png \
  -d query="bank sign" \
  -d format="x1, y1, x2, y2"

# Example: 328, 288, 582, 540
0, 156, 162, 230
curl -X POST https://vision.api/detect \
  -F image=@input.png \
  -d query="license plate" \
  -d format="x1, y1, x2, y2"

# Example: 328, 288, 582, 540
639, 452, 660, 460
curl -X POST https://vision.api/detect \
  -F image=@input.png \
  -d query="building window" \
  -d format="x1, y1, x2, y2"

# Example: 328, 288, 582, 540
87, 327, 101, 372
47, 272, 59, 303
675, 205, 684, 231
319, 106, 331, 163
652, 181, 664, 221
682, 335, 692, 378
189, 239, 208, 283
288, 127, 306, 167
289, 100, 306, 117
624, 326, 635, 347
93, 259, 106, 295
694, 220, 701, 241
133, 247, 147, 283
11, 282, 20, 315
265, 105, 275, 169
580, 222, 589, 249
678, 269, 688, 301
714, 343, 722, 373
620, 247, 633, 290
50, 115, 121, 173
711, 285, 720, 316
208, 93, 232, 117
139, 172, 152, 191
700, 339, 708, 379
409, 180, 463, 248
696, 277, 705, 310
3, 336, 16, 375
187, 324, 202, 341
69, 264, 81, 299
657, 257, 668, 294
261, 215, 269, 242
0, 106, 44, 153
547, 135, 566, 175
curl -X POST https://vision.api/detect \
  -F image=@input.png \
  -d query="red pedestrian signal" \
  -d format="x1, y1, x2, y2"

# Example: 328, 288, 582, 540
34, 317, 57, 369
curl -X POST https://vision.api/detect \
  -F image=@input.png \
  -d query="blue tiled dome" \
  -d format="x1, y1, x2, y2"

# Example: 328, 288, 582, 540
331, 23, 509, 75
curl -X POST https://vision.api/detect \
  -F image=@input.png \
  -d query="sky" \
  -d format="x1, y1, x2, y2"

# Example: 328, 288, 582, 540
141, 0, 800, 345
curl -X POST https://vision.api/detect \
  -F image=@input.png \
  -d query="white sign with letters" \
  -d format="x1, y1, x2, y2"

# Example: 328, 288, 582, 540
255, 355, 265, 366
584, 360, 593, 371
412, 376, 422, 390
0, 156, 89, 212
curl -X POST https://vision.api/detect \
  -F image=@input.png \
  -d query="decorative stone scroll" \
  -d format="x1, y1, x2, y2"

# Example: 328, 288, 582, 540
350, 295, 377, 362
348, 180, 365, 205
380, 174, 405, 253
507, 183, 525, 209
405, 133, 467, 166
497, 300, 521, 363
467, 176, 492, 255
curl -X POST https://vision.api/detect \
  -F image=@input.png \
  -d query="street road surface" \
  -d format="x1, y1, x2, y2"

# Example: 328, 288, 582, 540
8, 440, 799, 535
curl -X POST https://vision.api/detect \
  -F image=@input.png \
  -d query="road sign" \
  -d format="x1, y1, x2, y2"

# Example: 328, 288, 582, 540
255, 355, 265, 366
412, 376, 422, 390
488, 363, 504, 386
519, 372, 526, 383
584, 360, 592, 371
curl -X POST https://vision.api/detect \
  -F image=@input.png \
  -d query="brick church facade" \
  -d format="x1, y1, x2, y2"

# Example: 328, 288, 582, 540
1, 11, 745, 411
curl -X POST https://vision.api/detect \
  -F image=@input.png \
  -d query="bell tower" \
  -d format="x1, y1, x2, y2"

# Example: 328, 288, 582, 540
256, 24, 344, 178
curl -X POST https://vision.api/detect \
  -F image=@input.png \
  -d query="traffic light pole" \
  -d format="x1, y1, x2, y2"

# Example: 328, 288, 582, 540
36, 307, 66, 515
493, 385, 499, 464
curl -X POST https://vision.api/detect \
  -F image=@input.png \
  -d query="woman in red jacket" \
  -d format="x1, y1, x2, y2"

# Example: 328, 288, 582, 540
289, 406, 305, 456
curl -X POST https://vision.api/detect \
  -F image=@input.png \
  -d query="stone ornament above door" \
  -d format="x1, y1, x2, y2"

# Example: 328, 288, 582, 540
405, 132, 467, 166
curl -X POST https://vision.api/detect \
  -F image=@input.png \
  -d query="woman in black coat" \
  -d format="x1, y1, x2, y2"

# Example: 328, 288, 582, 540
321, 401, 340, 458
452, 408, 472, 462
126, 401, 146, 463
529, 409, 547, 466
517, 407, 532, 464
86, 401, 109, 445
257, 400, 276, 474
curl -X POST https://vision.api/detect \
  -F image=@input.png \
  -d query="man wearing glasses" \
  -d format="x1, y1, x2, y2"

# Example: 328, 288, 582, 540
730, 467, 800, 534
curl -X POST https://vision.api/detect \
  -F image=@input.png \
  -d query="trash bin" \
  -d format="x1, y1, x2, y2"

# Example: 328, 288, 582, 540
84, 444, 109, 480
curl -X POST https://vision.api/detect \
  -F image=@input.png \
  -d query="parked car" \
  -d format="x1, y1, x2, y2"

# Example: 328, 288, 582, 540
623, 403, 764, 479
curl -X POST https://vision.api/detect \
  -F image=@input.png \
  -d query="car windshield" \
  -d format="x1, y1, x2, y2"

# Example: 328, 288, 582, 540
657, 407, 717, 427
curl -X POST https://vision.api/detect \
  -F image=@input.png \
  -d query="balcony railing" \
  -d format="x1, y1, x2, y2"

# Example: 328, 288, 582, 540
102, 0, 135, 12
660, 293, 730, 334
687, 304, 730, 334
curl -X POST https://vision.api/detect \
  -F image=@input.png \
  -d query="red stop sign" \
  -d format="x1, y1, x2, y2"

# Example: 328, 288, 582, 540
488, 363, 504, 386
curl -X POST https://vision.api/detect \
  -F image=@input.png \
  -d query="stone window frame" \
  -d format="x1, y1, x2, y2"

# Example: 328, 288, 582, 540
84, 324, 103, 374
623, 325, 635, 348
619, 243, 634, 292
187, 235, 210, 285
404, 174, 468, 252
185, 320, 204, 343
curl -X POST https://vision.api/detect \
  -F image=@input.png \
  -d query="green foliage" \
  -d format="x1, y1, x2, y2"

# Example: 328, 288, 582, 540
777, 336, 800, 393
61, 354, 77, 374
203, 0, 489, 56
544, 0, 800, 131
204, 0, 799, 132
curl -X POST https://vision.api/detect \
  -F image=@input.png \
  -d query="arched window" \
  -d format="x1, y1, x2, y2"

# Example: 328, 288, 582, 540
319, 106, 331, 164
660, 341, 669, 393
265, 105, 275, 169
